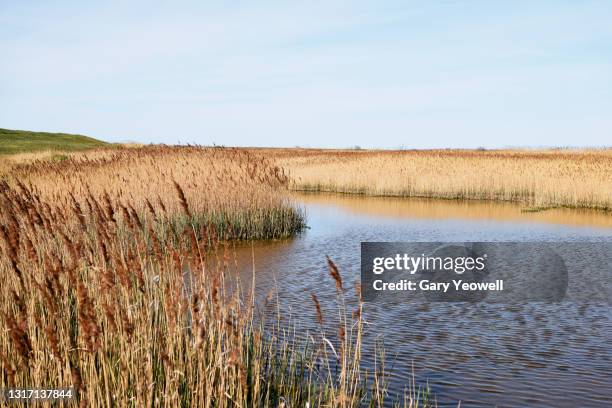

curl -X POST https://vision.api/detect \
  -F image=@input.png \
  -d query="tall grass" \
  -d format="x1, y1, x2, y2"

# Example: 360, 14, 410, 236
7, 145, 305, 241
0, 146, 434, 407
270, 148, 612, 211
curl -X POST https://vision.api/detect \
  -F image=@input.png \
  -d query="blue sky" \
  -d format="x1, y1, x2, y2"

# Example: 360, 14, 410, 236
1, 1, 611, 148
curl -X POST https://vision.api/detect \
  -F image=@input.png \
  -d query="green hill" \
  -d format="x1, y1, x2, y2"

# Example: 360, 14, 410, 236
0, 128, 108, 155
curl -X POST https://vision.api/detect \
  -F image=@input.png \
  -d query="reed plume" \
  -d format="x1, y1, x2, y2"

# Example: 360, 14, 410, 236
173, 180, 192, 218
327, 255, 343, 292
311, 293, 323, 326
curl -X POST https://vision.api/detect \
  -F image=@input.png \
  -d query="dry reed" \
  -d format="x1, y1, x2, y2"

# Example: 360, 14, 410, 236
0, 145, 433, 407
267, 148, 612, 211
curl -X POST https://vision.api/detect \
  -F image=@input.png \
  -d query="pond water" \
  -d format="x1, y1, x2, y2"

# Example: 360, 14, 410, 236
231, 193, 612, 408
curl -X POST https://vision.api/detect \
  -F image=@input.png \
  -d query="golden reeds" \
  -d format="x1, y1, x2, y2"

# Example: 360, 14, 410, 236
6, 145, 305, 240
0, 145, 434, 407
269, 148, 612, 211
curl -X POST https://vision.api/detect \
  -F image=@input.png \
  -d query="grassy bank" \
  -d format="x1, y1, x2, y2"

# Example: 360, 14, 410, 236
268, 148, 612, 212
0, 128, 108, 155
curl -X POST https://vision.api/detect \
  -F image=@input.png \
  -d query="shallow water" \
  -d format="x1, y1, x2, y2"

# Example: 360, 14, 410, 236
231, 193, 612, 407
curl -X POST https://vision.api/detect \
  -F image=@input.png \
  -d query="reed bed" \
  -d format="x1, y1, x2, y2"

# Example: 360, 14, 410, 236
0, 146, 433, 407
6, 145, 305, 241
268, 148, 612, 211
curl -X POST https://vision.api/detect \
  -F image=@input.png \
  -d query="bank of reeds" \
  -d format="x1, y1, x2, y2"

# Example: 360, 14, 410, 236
269, 148, 612, 211
6, 145, 305, 240
0, 146, 433, 407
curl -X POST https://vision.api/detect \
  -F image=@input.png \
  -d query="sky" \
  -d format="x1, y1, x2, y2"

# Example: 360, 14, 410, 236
1, 1, 611, 148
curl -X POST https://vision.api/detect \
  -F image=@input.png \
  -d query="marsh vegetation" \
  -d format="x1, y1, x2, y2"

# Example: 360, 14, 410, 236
270, 148, 612, 211
3, 142, 609, 406
0, 146, 432, 407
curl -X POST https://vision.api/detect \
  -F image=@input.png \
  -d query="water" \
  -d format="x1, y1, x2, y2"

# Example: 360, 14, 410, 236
231, 193, 612, 407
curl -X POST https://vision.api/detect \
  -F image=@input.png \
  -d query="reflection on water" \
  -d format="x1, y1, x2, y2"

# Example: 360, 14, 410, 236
229, 193, 612, 408
296, 192, 612, 229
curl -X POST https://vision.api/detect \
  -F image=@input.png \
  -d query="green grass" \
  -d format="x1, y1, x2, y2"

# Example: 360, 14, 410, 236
0, 128, 108, 155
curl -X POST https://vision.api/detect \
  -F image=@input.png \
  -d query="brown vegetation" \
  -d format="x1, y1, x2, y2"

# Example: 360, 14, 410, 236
5, 145, 304, 240
0, 146, 431, 407
268, 148, 612, 211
